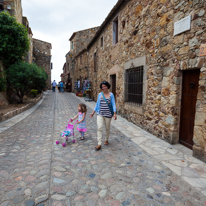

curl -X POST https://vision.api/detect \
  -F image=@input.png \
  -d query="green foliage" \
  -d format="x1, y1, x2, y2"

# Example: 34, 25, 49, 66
30, 89, 38, 97
32, 67, 48, 93
6, 62, 48, 103
0, 11, 30, 68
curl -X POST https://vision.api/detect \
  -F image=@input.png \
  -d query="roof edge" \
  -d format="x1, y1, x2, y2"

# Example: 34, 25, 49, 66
87, 0, 129, 49
69, 26, 100, 41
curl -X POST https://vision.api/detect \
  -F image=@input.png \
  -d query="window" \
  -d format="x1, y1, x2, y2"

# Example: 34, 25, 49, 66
101, 36, 103, 47
125, 66, 143, 105
94, 52, 97, 72
113, 17, 118, 44
71, 41, 73, 50
0, 3, 4, 11
80, 55, 82, 65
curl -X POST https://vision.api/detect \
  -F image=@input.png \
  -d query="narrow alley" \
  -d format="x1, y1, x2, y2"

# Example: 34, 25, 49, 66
0, 91, 205, 206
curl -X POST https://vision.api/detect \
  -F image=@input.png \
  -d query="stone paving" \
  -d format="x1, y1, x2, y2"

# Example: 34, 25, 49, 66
0, 91, 206, 206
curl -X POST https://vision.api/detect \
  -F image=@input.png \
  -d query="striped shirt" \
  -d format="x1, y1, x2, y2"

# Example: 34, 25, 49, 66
99, 96, 112, 118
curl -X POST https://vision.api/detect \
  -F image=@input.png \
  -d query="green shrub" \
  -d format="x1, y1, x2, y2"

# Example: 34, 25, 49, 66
0, 11, 30, 68
31, 89, 38, 97
6, 62, 47, 103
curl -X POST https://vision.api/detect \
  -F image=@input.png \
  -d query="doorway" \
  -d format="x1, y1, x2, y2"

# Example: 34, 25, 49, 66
110, 74, 116, 100
179, 69, 200, 149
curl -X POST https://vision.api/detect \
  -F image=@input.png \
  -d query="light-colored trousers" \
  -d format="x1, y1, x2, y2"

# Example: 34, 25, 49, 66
97, 115, 112, 145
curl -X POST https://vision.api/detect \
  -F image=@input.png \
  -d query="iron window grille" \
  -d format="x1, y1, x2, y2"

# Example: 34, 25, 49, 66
124, 66, 143, 105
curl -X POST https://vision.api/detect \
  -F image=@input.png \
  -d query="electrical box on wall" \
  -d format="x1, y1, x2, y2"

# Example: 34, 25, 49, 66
7, 5, 11, 10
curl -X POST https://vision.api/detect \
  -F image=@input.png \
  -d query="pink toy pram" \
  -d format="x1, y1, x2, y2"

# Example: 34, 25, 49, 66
56, 119, 78, 147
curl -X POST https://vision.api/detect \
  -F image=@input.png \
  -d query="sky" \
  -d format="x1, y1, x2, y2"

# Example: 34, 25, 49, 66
22, 0, 118, 82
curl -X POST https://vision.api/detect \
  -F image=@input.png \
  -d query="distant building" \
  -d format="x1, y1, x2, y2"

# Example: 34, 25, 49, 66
33, 39, 52, 89
64, 27, 99, 92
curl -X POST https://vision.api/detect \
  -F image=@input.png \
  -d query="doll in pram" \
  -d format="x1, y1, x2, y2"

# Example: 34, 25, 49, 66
56, 119, 78, 147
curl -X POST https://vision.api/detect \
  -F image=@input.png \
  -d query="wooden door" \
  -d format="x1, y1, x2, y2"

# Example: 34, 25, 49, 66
179, 69, 200, 149
111, 75, 116, 100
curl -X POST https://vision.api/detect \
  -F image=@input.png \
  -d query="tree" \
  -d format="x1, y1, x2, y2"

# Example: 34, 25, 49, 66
0, 11, 30, 68
33, 67, 48, 93
6, 62, 48, 103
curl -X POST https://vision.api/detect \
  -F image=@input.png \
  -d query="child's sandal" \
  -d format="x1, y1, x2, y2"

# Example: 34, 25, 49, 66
81, 137, 85, 140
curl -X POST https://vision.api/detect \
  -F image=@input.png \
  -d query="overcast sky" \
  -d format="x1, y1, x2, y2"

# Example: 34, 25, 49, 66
22, 0, 118, 82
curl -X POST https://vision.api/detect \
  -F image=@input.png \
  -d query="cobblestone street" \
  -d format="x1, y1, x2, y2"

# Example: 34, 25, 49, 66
0, 91, 206, 206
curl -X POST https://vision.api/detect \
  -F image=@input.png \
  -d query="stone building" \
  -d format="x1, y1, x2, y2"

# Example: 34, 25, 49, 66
65, 27, 99, 92
61, 63, 69, 82
22, 17, 33, 64
33, 39, 52, 88
69, 0, 206, 162
0, 0, 22, 23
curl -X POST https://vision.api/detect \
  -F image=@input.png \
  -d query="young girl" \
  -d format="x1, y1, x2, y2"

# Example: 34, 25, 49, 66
72, 103, 87, 140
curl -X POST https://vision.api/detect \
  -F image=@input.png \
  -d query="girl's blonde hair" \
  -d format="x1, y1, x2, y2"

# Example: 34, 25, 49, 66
78, 103, 87, 113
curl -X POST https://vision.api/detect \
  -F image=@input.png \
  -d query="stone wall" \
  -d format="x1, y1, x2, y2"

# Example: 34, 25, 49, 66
67, 27, 99, 92
193, 64, 206, 162
33, 39, 52, 88
1, 0, 22, 23
22, 17, 33, 64
70, 27, 99, 55
71, 0, 206, 161
76, 52, 89, 80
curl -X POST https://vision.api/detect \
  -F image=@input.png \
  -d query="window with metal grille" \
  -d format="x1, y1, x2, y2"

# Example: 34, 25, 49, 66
124, 66, 143, 105
94, 52, 97, 72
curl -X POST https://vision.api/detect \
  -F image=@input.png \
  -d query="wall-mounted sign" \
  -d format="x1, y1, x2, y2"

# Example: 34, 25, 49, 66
174, 15, 191, 36
7, 5, 11, 10
200, 44, 206, 57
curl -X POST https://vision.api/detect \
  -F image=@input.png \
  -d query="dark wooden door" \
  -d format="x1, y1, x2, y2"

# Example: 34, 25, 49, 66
111, 75, 116, 100
179, 69, 200, 149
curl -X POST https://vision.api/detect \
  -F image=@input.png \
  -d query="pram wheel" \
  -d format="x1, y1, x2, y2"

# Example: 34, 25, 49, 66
73, 139, 75, 143
56, 141, 60, 145
62, 142, 66, 147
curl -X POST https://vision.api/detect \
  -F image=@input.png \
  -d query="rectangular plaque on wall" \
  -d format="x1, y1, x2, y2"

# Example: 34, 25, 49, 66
200, 44, 206, 57
174, 15, 191, 36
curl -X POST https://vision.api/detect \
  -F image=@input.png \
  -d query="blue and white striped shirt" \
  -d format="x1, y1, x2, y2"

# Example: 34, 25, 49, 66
99, 96, 112, 118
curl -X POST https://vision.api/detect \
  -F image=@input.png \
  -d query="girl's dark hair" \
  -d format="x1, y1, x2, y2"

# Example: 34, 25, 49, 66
100, 81, 110, 89
78, 103, 87, 113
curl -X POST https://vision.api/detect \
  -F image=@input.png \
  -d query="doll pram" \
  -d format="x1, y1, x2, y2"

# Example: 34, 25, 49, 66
56, 119, 78, 147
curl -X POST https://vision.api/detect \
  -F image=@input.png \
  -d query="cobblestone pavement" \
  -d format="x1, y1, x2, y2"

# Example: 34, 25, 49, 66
0, 91, 206, 206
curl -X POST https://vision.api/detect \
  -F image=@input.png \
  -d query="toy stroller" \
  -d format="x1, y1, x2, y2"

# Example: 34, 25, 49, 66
56, 119, 78, 147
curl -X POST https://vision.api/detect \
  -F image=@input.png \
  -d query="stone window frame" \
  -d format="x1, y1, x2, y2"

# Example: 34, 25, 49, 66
113, 14, 119, 45
123, 56, 147, 115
